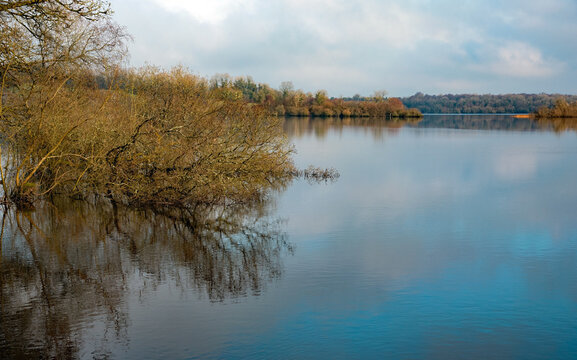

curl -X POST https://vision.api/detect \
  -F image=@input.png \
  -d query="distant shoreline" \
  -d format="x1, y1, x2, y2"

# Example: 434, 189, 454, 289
402, 93, 577, 114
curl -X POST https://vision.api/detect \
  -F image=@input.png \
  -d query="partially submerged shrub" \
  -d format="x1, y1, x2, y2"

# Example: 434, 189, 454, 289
1, 67, 297, 207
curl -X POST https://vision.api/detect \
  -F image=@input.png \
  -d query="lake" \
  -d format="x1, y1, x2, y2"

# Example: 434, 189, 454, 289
2, 115, 577, 359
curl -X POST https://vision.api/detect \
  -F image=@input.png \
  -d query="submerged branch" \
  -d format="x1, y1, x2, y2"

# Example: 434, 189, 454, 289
291, 166, 340, 183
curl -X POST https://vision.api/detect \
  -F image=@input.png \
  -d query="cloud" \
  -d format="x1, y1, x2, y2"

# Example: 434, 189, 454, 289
495, 0, 575, 30
480, 42, 564, 78
149, 0, 257, 24
111, 0, 577, 96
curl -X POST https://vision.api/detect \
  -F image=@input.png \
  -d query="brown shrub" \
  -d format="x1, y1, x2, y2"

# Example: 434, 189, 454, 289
1, 67, 296, 207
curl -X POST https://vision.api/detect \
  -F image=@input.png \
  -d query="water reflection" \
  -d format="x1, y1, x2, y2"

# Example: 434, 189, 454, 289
275, 116, 577, 358
284, 115, 577, 138
2, 114, 577, 358
536, 117, 577, 132
0, 199, 291, 358
414, 114, 545, 131
283, 116, 422, 139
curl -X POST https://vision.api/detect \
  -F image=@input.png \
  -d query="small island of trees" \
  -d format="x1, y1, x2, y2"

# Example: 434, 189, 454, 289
534, 98, 577, 118
533, 98, 577, 132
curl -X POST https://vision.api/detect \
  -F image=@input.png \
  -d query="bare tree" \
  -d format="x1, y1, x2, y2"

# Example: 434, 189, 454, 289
0, 0, 129, 205
1, 0, 127, 74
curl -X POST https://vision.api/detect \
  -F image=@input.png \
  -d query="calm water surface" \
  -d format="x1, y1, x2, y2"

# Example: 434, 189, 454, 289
2, 115, 577, 359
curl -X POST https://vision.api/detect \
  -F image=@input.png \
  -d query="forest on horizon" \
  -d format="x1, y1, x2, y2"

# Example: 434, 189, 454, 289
400, 93, 577, 114
203, 76, 577, 116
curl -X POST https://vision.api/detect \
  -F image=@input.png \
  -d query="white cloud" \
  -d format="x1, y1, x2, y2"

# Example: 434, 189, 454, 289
149, 0, 256, 24
280, 1, 458, 50
496, 0, 572, 30
490, 42, 563, 78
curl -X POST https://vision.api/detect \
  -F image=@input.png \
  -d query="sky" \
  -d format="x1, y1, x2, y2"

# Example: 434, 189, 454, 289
110, 0, 577, 97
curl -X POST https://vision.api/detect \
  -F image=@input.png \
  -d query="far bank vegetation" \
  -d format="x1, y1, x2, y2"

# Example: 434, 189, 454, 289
209, 76, 422, 119
402, 93, 577, 114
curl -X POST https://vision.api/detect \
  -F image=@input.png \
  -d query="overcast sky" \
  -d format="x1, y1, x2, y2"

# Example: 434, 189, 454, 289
110, 0, 577, 97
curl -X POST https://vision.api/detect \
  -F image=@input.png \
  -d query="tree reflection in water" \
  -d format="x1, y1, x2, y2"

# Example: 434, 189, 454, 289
537, 117, 577, 132
283, 116, 420, 140
0, 198, 292, 358
283, 114, 577, 140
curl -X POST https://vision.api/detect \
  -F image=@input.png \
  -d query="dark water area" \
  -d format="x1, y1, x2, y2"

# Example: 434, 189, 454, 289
2, 115, 577, 359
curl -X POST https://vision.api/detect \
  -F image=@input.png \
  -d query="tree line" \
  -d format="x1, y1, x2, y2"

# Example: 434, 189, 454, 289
92, 73, 422, 119
207, 75, 422, 118
402, 93, 577, 114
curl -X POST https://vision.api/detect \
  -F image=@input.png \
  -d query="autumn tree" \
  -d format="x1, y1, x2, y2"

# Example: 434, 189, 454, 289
314, 89, 328, 105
